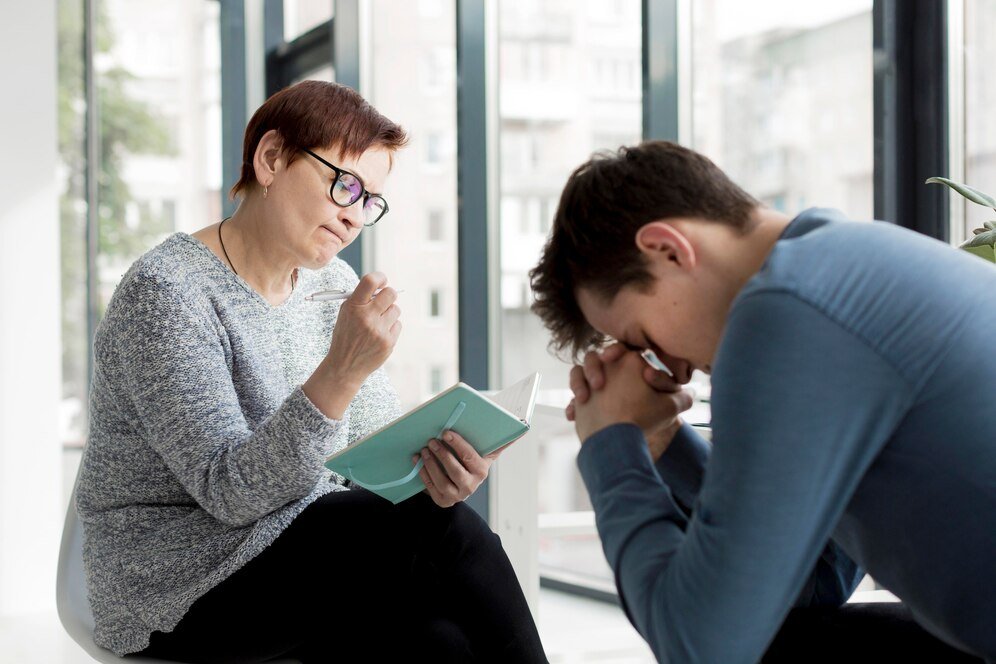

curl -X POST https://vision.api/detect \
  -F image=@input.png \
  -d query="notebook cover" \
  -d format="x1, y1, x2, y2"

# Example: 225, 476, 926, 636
325, 384, 529, 504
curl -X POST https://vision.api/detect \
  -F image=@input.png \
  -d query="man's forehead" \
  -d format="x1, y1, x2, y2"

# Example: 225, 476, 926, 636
576, 286, 631, 340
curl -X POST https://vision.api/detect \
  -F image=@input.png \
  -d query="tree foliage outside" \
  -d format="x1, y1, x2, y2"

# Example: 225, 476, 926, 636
58, 0, 174, 441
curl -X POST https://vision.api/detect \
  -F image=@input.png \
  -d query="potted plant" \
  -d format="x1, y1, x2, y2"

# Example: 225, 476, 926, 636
925, 177, 996, 263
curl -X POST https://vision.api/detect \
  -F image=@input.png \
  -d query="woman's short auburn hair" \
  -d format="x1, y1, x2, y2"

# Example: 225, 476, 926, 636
229, 80, 408, 200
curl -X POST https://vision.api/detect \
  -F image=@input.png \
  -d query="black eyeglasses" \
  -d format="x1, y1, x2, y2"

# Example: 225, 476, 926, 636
300, 147, 389, 226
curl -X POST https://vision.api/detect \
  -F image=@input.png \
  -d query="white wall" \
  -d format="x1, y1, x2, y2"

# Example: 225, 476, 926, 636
0, 0, 63, 615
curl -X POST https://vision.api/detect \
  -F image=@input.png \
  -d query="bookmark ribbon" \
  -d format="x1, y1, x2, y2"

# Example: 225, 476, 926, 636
347, 401, 468, 492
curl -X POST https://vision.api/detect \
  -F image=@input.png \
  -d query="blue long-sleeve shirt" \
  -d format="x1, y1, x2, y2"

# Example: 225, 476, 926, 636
577, 208, 996, 663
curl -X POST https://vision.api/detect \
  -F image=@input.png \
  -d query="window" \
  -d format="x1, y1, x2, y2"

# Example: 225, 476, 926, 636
429, 365, 444, 394
429, 288, 442, 319
421, 46, 454, 93
424, 130, 445, 166
497, 0, 643, 592
427, 208, 444, 242
283, 0, 333, 42
691, 1, 873, 220
292, 64, 334, 85
687, 0, 874, 431
58, 0, 222, 448
58, 0, 88, 448
367, 0, 458, 410
963, 0, 996, 242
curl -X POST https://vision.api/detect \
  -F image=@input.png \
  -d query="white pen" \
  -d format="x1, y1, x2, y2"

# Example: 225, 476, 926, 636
305, 287, 404, 302
640, 348, 675, 378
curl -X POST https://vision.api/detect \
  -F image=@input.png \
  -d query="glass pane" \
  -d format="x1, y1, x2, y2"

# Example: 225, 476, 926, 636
95, 0, 222, 315
964, 0, 996, 243
689, 0, 874, 427
292, 64, 335, 85
497, 0, 643, 588
283, 0, 333, 42
57, 0, 89, 447
692, 0, 874, 219
367, 0, 458, 409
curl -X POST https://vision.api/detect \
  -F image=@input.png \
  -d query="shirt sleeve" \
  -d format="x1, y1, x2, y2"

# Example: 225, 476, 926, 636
111, 273, 352, 527
576, 289, 912, 663
653, 422, 711, 513
656, 423, 865, 608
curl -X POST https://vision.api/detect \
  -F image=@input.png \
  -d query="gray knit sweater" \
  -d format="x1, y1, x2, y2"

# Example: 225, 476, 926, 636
75, 233, 402, 656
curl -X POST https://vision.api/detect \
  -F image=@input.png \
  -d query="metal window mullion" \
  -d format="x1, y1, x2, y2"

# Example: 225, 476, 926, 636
456, 0, 495, 520
642, 0, 679, 142
535, 0, 684, 610
946, 0, 965, 246
83, 0, 100, 393
333, 0, 363, 273
221, 0, 248, 218
263, 0, 283, 53
873, 0, 949, 241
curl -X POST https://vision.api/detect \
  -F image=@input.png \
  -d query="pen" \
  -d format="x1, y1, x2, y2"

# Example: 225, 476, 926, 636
640, 348, 675, 378
305, 287, 404, 302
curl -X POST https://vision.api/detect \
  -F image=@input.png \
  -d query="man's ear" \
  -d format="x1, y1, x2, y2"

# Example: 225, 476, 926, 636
252, 129, 286, 188
635, 221, 697, 270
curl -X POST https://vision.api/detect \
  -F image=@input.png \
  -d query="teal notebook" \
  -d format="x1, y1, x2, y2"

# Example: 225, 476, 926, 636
325, 373, 541, 504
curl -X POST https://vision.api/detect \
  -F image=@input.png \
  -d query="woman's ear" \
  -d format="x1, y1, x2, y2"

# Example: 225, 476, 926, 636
635, 221, 697, 270
252, 129, 286, 188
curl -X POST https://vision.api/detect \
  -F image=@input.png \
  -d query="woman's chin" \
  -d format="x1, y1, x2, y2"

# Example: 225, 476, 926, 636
309, 234, 354, 267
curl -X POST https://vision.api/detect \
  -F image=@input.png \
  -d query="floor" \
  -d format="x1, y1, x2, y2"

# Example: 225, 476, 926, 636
0, 588, 653, 663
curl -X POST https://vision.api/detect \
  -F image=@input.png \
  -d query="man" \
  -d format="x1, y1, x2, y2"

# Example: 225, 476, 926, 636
529, 141, 995, 663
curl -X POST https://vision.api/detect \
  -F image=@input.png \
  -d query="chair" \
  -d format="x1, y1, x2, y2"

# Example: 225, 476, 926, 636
57, 478, 299, 663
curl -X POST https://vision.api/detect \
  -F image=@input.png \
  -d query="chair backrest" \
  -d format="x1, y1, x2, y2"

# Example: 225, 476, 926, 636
56, 478, 97, 645
57, 480, 189, 663
56, 475, 301, 664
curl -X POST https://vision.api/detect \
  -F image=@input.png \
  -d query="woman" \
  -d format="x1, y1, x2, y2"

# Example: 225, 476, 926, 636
75, 80, 547, 663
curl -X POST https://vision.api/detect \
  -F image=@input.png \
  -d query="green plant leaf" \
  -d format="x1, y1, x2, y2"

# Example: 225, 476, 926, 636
962, 243, 996, 263
925, 177, 996, 210
962, 229, 996, 249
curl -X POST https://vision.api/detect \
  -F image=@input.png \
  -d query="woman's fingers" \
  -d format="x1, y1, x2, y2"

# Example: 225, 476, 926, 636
350, 271, 387, 303
417, 463, 447, 506
437, 431, 488, 477
373, 286, 398, 314
416, 430, 493, 507
382, 303, 401, 326
421, 444, 463, 503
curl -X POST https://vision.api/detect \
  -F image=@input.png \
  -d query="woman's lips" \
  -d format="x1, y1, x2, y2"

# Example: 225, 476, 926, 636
322, 226, 344, 243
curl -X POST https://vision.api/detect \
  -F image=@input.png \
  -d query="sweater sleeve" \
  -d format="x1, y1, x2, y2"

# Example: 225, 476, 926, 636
110, 273, 351, 527
576, 290, 912, 663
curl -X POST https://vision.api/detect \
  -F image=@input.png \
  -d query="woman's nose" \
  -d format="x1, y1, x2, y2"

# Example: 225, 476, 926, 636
338, 201, 364, 229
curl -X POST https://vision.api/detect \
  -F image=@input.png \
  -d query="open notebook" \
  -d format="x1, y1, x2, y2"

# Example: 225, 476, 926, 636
325, 372, 541, 504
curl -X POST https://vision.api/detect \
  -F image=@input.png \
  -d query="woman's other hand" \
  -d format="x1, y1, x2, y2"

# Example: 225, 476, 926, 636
412, 431, 507, 508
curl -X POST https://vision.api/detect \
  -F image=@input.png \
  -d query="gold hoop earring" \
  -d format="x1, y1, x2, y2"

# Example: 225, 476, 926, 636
263, 186, 268, 198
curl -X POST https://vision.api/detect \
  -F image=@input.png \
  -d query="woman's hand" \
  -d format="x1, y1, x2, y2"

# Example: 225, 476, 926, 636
303, 272, 401, 420
412, 431, 507, 508
325, 271, 402, 384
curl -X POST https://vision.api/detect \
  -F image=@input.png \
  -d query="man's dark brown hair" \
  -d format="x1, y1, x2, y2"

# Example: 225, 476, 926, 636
529, 140, 759, 359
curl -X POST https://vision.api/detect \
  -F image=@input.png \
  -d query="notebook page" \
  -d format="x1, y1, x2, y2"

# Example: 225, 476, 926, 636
488, 373, 541, 423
